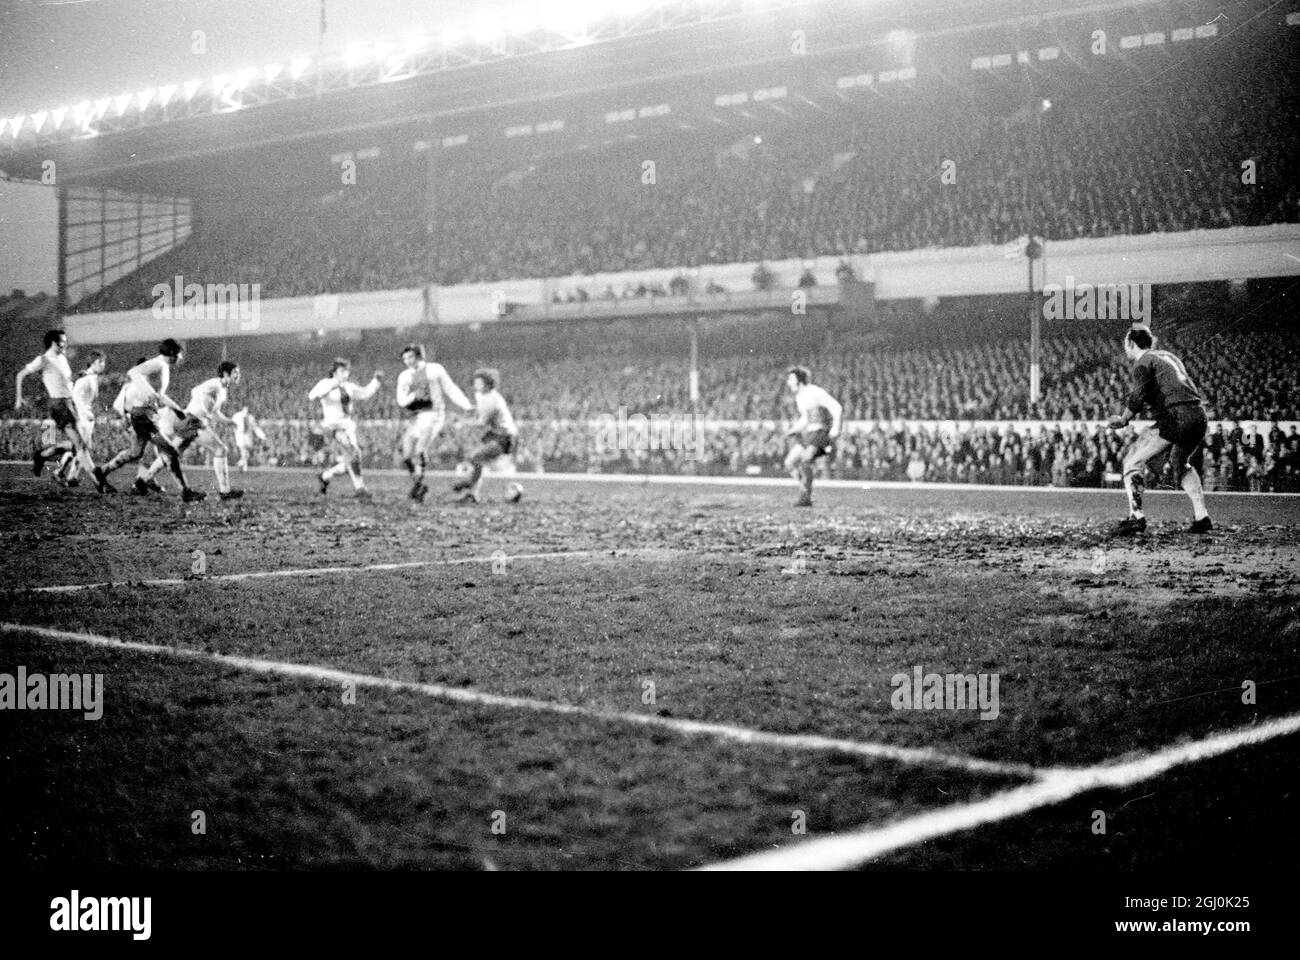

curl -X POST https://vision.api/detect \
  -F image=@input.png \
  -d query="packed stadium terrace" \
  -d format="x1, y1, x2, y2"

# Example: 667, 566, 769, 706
72, 26, 1298, 312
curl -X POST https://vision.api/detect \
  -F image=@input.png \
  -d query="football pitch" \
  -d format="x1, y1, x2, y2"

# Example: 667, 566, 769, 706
2, 464, 1298, 870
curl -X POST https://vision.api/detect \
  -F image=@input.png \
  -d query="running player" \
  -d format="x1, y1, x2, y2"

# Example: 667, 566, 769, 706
451, 368, 522, 504
54, 350, 106, 486
395, 344, 473, 502
308, 359, 383, 499
140, 361, 244, 500
231, 406, 267, 472
99, 339, 205, 502
783, 366, 842, 507
14, 330, 108, 492
1108, 328, 1212, 534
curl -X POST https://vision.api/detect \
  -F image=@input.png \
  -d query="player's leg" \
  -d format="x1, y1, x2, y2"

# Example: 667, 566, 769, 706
235, 436, 251, 472
62, 418, 93, 484
458, 440, 499, 503
408, 414, 441, 501
1169, 413, 1211, 531
150, 426, 202, 501
1116, 428, 1170, 533
199, 429, 241, 498
785, 442, 813, 506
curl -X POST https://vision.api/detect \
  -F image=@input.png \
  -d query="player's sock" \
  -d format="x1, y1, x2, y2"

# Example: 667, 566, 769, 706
346, 457, 364, 490
416, 453, 426, 480
322, 458, 348, 480
1122, 469, 1145, 519
213, 453, 231, 494
1180, 468, 1209, 521
74, 446, 97, 478
142, 456, 165, 482
54, 451, 74, 478
468, 462, 484, 499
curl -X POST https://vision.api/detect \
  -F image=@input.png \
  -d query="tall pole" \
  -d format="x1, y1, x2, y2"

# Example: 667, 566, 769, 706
688, 317, 700, 416
1028, 245, 1040, 404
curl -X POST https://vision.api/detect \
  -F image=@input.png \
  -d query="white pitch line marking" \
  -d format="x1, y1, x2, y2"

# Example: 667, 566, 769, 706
0, 621, 1034, 778
699, 710, 1300, 870
14, 549, 621, 594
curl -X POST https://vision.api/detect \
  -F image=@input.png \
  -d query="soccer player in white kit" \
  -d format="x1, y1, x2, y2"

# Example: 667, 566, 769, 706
783, 365, 842, 507
309, 358, 383, 499
395, 344, 473, 502
53, 350, 107, 486
140, 361, 244, 500
99, 338, 205, 502
14, 330, 107, 492
451, 368, 523, 505
231, 407, 267, 472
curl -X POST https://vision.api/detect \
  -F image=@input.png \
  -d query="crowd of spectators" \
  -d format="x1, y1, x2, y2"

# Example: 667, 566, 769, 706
72, 31, 1297, 313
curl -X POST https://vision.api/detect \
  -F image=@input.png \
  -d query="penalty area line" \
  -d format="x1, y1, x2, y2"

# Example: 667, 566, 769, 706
0, 620, 1034, 779
15, 549, 623, 595
697, 710, 1300, 870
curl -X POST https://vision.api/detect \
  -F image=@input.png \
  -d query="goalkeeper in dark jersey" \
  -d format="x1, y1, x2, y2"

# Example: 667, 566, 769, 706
1108, 328, 1212, 535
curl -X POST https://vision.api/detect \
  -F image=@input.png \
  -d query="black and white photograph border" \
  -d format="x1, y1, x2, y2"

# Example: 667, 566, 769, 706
0, 0, 1296, 939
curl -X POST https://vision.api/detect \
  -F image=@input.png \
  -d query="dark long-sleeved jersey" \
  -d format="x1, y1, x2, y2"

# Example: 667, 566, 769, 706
1125, 349, 1204, 419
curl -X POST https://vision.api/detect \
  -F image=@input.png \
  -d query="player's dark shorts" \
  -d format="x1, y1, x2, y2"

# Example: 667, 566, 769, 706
801, 428, 835, 461
472, 432, 514, 463
129, 407, 161, 443
1156, 403, 1208, 474
173, 414, 202, 444
48, 398, 77, 431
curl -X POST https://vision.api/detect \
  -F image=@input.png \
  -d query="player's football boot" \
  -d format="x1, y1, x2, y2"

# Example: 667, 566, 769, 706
401, 457, 415, 475
219, 489, 244, 501
507, 485, 523, 504
1188, 517, 1213, 534
132, 478, 151, 496
32, 449, 45, 476
318, 471, 330, 496
181, 488, 207, 503
146, 479, 165, 494
455, 491, 481, 505
409, 481, 428, 502
65, 479, 80, 488
1114, 516, 1147, 536
93, 467, 115, 494
795, 493, 813, 507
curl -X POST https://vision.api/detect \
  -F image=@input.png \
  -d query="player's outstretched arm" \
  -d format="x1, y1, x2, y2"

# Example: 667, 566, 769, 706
438, 368, 474, 412
14, 356, 41, 409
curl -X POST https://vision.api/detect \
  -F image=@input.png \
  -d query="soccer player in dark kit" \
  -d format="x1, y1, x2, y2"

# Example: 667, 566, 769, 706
1108, 328, 1212, 535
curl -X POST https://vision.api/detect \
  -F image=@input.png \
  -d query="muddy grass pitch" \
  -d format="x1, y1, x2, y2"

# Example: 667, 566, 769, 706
2, 465, 1297, 870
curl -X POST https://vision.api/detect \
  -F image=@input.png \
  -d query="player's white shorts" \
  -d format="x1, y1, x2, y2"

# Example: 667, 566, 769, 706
234, 430, 253, 451
323, 418, 360, 450
403, 410, 445, 451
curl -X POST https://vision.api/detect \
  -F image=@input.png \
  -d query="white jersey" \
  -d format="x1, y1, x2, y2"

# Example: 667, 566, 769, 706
116, 376, 159, 414
476, 389, 517, 438
309, 375, 379, 427
231, 409, 265, 441
72, 372, 100, 419
129, 355, 172, 398
396, 362, 471, 416
794, 383, 842, 433
185, 377, 227, 420
21, 348, 75, 400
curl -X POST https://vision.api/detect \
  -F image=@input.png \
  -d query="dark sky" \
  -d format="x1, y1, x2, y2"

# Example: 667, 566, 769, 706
0, 0, 512, 293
